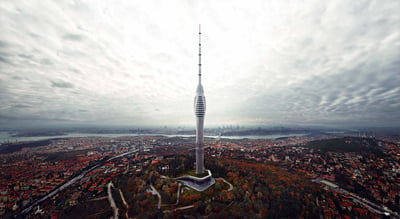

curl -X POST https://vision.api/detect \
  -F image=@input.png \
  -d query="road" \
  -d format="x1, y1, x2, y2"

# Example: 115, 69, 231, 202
18, 149, 138, 217
20, 163, 101, 215
107, 182, 119, 219
313, 178, 398, 218
118, 188, 129, 219
164, 205, 195, 213
217, 178, 233, 192
150, 184, 161, 209
173, 205, 194, 211
175, 183, 182, 205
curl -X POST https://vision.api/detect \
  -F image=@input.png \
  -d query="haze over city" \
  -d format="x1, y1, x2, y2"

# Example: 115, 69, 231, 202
0, 0, 399, 129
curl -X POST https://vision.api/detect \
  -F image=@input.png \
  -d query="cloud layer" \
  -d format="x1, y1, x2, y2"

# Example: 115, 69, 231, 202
0, 0, 399, 128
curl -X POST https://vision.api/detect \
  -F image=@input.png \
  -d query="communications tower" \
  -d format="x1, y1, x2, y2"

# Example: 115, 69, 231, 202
194, 24, 206, 174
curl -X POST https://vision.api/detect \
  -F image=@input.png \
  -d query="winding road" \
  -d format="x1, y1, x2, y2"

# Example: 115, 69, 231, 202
107, 182, 119, 219
150, 184, 161, 209
218, 178, 233, 192
118, 189, 129, 219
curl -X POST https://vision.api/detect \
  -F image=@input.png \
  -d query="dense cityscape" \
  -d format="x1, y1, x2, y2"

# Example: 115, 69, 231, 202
0, 130, 399, 218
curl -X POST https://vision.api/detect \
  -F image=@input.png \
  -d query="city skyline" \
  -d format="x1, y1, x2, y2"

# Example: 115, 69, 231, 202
0, 0, 399, 129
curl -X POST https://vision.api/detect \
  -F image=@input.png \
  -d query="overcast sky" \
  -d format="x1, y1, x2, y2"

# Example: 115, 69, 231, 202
0, 0, 399, 129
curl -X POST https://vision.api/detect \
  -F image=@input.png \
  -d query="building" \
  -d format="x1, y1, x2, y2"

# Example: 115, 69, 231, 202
177, 25, 215, 191
194, 24, 206, 175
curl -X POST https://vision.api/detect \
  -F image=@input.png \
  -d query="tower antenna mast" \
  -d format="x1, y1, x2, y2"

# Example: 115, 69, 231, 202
198, 24, 201, 83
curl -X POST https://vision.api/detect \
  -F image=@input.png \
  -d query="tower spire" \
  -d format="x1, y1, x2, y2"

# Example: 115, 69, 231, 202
198, 24, 201, 84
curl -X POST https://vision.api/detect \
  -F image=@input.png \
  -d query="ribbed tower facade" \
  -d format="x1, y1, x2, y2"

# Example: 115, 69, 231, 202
194, 25, 206, 175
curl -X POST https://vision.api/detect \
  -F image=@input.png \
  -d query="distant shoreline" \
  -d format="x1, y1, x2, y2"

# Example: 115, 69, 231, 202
0, 131, 310, 144
11, 132, 67, 137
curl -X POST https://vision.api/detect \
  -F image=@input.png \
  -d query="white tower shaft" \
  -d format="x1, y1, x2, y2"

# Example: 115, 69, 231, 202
194, 25, 205, 174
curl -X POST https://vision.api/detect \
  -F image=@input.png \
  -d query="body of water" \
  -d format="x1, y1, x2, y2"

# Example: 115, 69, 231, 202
0, 132, 308, 144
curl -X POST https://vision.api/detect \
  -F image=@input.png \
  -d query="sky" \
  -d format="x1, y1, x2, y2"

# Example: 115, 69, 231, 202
0, 0, 399, 129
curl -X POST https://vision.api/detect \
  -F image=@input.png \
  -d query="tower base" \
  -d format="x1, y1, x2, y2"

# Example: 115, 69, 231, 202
177, 169, 215, 192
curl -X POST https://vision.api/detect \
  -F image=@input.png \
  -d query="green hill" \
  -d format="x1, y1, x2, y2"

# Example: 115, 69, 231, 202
306, 137, 379, 153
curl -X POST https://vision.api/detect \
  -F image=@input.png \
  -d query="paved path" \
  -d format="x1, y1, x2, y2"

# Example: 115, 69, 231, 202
107, 182, 119, 219
119, 189, 129, 218
164, 205, 194, 213
175, 183, 182, 205
173, 205, 194, 211
150, 184, 161, 209
218, 178, 233, 191
88, 196, 108, 202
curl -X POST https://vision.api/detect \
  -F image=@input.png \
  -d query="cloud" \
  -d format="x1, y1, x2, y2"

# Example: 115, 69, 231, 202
51, 80, 75, 89
0, 0, 399, 129
13, 104, 31, 108
0, 40, 11, 48
62, 34, 85, 41
0, 56, 10, 64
